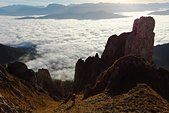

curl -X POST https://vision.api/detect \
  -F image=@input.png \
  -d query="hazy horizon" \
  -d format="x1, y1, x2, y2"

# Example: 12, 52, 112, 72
0, 0, 169, 7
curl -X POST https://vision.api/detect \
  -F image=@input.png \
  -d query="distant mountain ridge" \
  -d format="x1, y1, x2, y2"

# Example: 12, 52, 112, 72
149, 9, 169, 15
0, 3, 169, 16
0, 4, 66, 16
0, 42, 37, 64
20, 11, 127, 20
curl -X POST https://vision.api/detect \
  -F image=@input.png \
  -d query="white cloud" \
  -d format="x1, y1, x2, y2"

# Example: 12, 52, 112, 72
0, 14, 169, 80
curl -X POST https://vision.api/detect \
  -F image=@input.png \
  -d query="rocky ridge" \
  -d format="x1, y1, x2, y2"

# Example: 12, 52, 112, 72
1, 16, 169, 112
55, 84, 169, 113
0, 65, 55, 112
6, 61, 70, 100
74, 16, 155, 93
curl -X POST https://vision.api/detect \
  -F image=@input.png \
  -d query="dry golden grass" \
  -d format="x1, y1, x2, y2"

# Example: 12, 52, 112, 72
54, 84, 169, 113
1, 68, 169, 113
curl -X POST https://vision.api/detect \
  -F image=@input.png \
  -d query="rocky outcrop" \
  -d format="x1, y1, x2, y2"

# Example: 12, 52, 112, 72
0, 64, 53, 112
5, 62, 62, 99
5, 62, 70, 99
23, 69, 37, 84
101, 16, 155, 66
6, 62, 38, 86
83, 56, 169, 101
125, 17, 155, 62
36, 69, 57, 97
6, 62, 28, 78
101, 33, 129, 68
36, 69, 53, 89
101, 17, 155, 67
74, 16, 155, 93
74, 53, 102, 92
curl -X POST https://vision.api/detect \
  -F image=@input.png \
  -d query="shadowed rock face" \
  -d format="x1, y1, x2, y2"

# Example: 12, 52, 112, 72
5, 62, 67, 99
153, 43, 169, 70
101, 33, 129, 68
36, 69, 52, 88
74, 53, 102, 92
0, 64, 54, 112
36, 69, 56, 96
83, 56, 169, 101
23, 69, 36, 84
74, 16, 155, 93
6, 62, 28, 78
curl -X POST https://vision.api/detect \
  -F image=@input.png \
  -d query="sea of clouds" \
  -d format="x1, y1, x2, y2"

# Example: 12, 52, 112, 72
0, 12, 169, 80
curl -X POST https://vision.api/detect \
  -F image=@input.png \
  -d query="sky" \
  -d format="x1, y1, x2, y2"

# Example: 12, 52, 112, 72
0, 0, 169, 6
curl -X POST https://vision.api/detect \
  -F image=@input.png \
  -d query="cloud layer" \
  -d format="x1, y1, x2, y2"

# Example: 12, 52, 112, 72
0, 14, 169, 80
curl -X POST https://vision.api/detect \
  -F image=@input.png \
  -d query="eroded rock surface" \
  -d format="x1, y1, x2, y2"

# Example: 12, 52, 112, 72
125, 17, 155, 62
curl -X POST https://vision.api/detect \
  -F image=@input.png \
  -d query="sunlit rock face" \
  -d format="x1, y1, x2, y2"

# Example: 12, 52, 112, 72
125, 16, 155, 62
102, 16, 155, 68
74, 16, 156, 93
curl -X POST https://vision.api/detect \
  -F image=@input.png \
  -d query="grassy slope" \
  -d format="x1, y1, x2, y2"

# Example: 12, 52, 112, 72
54, 84, 169, 113
1, 64, 169, 113
0, 66, 59, 112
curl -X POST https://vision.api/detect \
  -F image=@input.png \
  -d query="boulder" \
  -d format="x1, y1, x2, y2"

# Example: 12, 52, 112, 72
6, 61, 28, 78
6, 62, 37, 85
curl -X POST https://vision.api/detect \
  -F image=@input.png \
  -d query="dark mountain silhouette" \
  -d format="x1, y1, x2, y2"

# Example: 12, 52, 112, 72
153, 43, 169, 70
34, 11, 127, 20
0, 44, 26, 64
0, 5, 42, 16
42, 4, 66, 14
0, 42, 37, 64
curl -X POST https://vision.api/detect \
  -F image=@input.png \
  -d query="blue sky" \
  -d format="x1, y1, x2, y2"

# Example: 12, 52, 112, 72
0, 0, 169, 6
